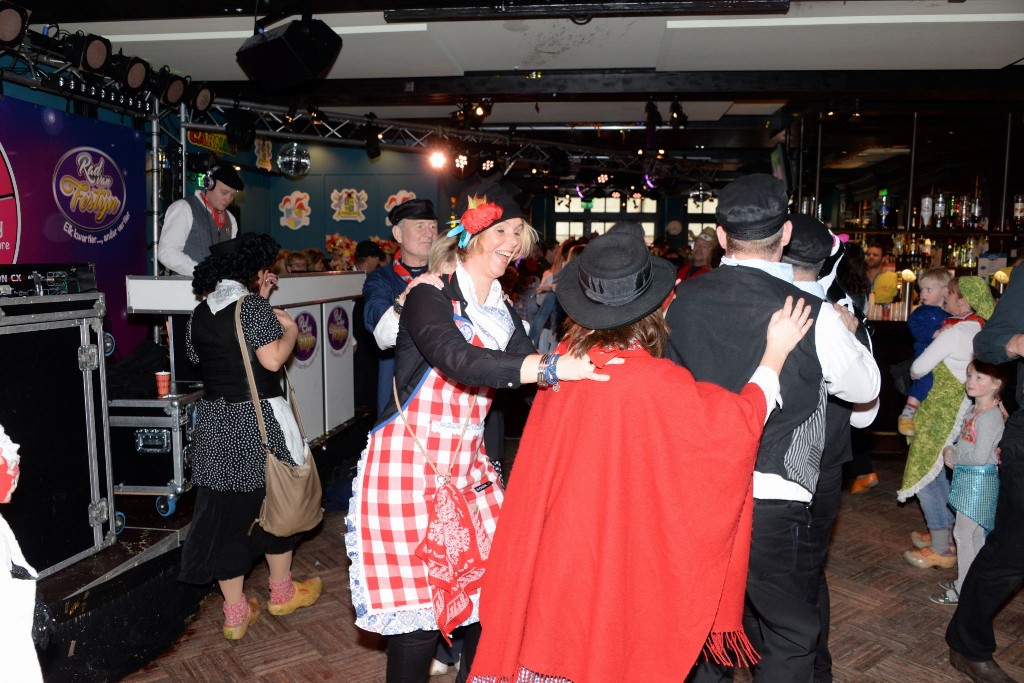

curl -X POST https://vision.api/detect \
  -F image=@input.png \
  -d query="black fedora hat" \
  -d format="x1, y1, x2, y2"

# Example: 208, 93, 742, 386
557, 232, 676, 331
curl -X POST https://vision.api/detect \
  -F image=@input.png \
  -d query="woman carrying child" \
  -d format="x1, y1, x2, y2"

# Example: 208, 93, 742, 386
899, 276, 996, 569
930, 360, 1007, 605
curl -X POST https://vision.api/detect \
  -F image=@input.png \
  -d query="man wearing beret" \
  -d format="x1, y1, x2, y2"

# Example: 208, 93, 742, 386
158, 164, 244, 276
667, 174, 880, 682
783, 214, 879, 682
362, 198, 441, 414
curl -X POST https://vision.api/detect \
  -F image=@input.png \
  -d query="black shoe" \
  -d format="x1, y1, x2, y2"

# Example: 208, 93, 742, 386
949, 648, 1018, 683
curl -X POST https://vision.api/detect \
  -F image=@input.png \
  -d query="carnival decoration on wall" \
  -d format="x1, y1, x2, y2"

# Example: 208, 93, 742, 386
186, 130, 233, 156
254, 137, 273, 172
384, 190, 417, 225
279, 191, 311, 230
325, 233, 357, 269
370, 235, 399, 258
330, 188, 368, 222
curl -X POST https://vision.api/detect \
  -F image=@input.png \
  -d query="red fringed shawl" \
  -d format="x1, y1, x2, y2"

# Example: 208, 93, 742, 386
470, 346, 767, 683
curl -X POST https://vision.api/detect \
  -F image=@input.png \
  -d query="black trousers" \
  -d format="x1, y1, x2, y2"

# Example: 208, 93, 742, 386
689, 499, 821, 683
946, 413, 1024, 661
810, 462, 845, 683
386, 623, 481, 683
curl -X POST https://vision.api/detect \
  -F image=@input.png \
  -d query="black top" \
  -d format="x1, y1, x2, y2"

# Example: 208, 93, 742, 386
377, 272, 535, 427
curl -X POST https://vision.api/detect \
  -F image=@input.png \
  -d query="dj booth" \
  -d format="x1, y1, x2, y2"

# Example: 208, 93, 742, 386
125, 270, 367, 444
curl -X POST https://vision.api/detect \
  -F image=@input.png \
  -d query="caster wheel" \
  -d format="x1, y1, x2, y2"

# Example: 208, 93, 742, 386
114, 511, 126, 536
156, 496, 177, 517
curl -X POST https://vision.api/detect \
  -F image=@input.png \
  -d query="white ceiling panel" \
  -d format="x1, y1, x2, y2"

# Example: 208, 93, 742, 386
429, 16, 667, 72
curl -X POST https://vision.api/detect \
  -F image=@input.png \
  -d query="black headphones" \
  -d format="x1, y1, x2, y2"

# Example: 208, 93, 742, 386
204, 165, 220, 192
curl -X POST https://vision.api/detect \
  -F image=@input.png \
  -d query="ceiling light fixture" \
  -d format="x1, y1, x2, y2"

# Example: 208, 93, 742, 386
645, 98, 662, 130
670, 97, 688, 130
104, 53, 151, 94
362, 113, 382, 159
0, 1, 30, 49
428, 149, 447, 170
184, 80, 216, 114
148, 67, 187, 107
61, 32, 112, 74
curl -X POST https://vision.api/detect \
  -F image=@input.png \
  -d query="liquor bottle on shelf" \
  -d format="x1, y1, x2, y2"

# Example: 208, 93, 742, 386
920, 195, 933, 230
1014, 194, 1024, 233
971, 196, 986, 231
878, 192, 891, 228
950, 195, 964, 231
945, 239, 957, 269
934, 190, 947, 230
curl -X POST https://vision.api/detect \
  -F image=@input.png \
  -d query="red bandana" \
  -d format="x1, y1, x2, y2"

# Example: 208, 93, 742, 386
201, 192, 228, 230
415, 480, 491, 643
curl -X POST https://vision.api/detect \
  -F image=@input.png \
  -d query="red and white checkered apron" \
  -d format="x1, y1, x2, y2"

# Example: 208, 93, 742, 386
353, 306, 503, 617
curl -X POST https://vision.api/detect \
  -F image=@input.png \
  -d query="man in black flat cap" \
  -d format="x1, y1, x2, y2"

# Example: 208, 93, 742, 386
158, 164, 245, 276
667, 174, 879, 682
783, 214, 879, 683
362, 198, 441, 414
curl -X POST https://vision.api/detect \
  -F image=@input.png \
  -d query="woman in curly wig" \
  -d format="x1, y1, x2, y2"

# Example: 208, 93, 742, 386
180, 232, 322, 640
346, 180, 610, 683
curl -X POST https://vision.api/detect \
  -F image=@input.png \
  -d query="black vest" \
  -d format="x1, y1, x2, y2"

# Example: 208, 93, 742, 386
182, 193, 233, 265
189, 297, 284, 402
667, 265, 823, 483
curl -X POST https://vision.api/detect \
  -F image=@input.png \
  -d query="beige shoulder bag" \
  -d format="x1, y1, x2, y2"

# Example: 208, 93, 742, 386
236, 298, 324, 537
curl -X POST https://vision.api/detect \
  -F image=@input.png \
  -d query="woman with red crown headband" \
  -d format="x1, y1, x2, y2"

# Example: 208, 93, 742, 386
345, 179, 611, 683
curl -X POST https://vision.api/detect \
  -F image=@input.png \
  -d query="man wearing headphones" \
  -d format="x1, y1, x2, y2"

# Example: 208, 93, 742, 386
157, 164, 244, 276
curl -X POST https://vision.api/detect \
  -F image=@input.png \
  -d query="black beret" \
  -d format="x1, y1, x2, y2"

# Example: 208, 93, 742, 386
454, 179, 526, 231
355, 240, 386, 260
785, 214, 834, 265
388, 198, 437, 226
209, 164, 244, 191
715, 174, 788, 240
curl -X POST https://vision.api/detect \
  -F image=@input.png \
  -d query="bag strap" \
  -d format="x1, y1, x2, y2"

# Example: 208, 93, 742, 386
235, 297, 271, 452
283, 366, 308, 442
392, 378, 476, 485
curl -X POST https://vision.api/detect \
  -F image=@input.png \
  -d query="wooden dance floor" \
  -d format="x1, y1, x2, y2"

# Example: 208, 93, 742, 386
121, 452, 1024, 683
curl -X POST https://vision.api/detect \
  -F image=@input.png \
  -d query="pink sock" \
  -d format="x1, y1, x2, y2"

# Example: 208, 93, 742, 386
223, 594, 250, 626
269, 573, 295, 604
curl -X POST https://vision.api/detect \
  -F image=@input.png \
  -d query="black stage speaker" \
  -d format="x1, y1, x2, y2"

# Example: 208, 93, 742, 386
236, 18, 342, 91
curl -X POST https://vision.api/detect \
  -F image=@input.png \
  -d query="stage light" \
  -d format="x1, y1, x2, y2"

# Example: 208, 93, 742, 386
149, 67, 187, 107
470, 98, 493, 122
104, 53, 151, 93
362, 115, 381, 160
0, 1, 29, 49
60, 32, 111, 74
670, 97, 687, 130
597, 173, 609, 184
185, 80, 216, 114
645, 98, 662, 130
428, 150, 447, 170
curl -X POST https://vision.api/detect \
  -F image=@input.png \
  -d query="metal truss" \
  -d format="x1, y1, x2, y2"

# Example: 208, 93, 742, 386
187, 98, 719, 186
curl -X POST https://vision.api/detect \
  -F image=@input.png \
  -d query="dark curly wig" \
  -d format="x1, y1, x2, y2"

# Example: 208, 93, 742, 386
192, 233, 281, 297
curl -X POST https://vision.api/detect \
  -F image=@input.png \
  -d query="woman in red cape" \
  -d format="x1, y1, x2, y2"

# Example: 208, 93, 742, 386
469, 230, 813, 683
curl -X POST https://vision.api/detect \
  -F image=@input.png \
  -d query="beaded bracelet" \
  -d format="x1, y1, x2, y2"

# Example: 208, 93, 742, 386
545, 353, 561, 392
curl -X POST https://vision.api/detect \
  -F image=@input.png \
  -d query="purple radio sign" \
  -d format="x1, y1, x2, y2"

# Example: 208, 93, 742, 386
327, 306, 350, 353
52, 147, 128, 244
293, 311, 318, 363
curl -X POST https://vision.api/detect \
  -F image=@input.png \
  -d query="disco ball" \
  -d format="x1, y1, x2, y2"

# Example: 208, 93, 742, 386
277, 142, 311, 177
